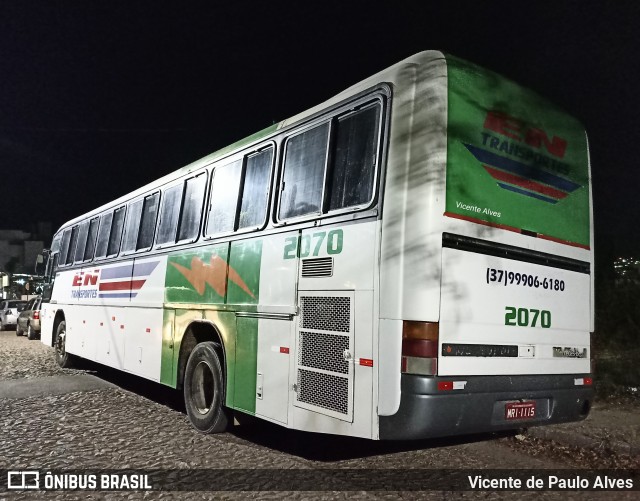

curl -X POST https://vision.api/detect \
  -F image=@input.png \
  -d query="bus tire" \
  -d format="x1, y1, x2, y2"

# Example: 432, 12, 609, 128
54, 320, 74, 368
183, 341, 229, 434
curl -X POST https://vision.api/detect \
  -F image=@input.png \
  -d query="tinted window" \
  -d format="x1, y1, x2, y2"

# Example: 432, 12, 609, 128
206, 160, 242, 235
279, 123, 328, 219
156, 185, 182, 245
66, 226, 80, 265
238, 148, 272, 229
74, 221, 90, 263
84, 217, 99, 261
95, 213, 113, 258
328, 104, 380, 210
107, 206, 126, 256
121, 200, 143, 253
60, 229, 71, 266
177, 173, 206, 242
138, 192, 160, 250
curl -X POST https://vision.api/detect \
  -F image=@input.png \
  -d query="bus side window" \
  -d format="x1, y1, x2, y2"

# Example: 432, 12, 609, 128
279, 123, 329, 220
59, 229, 71, 267
238, 147, 272, 230
156, 185, 182, 246
206, 160, 242, 236
95, 212, 113, 259
177, 173, 207, 242
328, 103, 381, 211
107, 206, 126, 257
66, 225, 80, 265
121, 200, 143, 253
137, 192, 160, 250
83, 217, 100, 261
74, 220, 90, 263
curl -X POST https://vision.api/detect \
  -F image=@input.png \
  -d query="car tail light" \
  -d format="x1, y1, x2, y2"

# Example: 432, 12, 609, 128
401, 321, 439, 376
33, 310, 40, 320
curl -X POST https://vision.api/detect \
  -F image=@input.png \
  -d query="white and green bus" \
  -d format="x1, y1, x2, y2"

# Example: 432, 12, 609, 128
41, 51, 594, 440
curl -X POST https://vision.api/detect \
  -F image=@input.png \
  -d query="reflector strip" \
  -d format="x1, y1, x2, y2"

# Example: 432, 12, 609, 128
359, 358, 374, 367
280, 347, 290, 354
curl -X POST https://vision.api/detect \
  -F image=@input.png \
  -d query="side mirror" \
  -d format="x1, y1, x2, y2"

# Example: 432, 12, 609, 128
35, 254, 45, 275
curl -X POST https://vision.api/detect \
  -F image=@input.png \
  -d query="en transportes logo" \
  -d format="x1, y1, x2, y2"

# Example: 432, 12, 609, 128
465, 110, 582, 205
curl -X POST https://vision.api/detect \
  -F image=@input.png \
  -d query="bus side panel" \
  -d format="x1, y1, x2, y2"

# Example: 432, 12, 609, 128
379, 56, 447, 323
253, 232, 298, 425
258, 233, 298, 312
122, 307, 163, 381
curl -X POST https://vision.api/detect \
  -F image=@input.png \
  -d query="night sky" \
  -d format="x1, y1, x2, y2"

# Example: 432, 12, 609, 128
1, 1, 638, 264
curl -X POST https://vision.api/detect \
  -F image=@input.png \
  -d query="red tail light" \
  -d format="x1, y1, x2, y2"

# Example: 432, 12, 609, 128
401, 321, 439, 376
33, 310, 40, 320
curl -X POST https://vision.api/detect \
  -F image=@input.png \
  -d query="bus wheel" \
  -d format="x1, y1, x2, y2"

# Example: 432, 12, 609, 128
183, 341, 229, 434
54, 320, 73, 368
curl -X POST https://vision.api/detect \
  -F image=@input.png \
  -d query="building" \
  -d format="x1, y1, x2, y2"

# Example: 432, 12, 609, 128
614, 256, 640, 284
0, 222, 51, 275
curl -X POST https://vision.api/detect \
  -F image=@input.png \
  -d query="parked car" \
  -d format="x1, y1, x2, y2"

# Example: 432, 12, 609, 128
16, 296, 42, 340
0, 300, 28, 331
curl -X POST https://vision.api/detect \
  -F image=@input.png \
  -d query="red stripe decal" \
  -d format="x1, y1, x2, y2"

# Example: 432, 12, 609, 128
443, 212, 590, 250
483, 165, 568, 200
99, 279, 146, 291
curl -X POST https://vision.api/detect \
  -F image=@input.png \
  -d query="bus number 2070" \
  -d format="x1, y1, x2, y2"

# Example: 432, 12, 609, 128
505, 306, 551, 328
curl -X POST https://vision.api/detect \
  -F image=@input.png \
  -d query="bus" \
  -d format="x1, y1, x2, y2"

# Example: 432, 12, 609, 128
40, 51, 594, 440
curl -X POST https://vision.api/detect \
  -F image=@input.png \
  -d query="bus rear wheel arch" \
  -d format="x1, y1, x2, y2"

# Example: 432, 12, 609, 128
183, 341, 230, 433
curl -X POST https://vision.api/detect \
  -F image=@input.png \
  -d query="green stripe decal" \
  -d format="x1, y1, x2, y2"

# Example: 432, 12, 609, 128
234, 316, 258, 414
160, 309, 176, 386
164, 240, 263, 410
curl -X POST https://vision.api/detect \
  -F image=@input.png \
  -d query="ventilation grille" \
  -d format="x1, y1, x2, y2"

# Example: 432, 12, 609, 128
300, 296, 350, 332
299, 331, 349, 374
301, 257, 333, 277
297, 369, 349, 415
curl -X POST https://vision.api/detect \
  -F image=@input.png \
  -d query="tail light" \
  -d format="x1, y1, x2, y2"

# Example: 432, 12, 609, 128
33, 310, 40, 320
401, 321, 439, 375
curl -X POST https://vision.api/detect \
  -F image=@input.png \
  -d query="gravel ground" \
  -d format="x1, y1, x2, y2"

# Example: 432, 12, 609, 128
1, 329, 638, 500
0, 331, 85, 381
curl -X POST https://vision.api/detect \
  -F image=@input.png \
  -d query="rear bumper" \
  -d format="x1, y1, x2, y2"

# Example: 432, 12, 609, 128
379, 373, 594, 440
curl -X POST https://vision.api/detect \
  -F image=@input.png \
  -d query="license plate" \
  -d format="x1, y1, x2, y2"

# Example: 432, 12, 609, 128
505, 401, 536, 420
